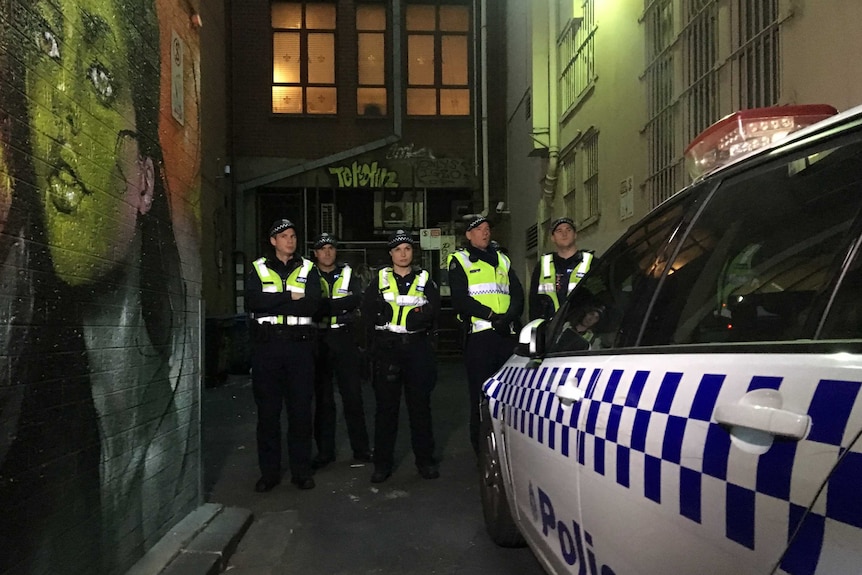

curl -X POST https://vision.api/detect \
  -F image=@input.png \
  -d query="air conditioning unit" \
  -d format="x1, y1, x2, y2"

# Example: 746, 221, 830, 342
374, 190, 424, 230
321, 203, 338, 234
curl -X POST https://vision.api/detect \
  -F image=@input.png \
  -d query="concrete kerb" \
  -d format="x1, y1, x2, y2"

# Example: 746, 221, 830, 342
125, 503, 254, 575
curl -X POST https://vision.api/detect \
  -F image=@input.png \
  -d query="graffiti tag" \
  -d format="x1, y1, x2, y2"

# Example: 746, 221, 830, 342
328, 161, 399, 188
386, 143, 436, 159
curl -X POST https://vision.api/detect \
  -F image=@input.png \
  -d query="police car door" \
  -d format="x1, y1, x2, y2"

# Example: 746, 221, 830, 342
549, 132, 862, 575
493, 191, 703, 574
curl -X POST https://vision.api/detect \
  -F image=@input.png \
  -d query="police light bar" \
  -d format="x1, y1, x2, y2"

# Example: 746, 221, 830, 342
683, 104, 838, 180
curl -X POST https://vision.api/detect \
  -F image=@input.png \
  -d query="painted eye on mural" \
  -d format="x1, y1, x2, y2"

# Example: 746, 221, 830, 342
35, 28, 60, 60
87, 63, 116, 105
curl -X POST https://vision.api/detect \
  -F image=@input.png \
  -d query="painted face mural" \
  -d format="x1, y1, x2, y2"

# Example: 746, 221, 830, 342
27, 0, 154, 285
0, 0, 201, 572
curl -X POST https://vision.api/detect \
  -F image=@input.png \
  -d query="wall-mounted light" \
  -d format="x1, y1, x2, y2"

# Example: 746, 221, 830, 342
190, 12, 203, 28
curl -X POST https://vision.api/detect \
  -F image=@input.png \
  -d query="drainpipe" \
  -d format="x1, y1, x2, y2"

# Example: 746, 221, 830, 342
479, 0, 490, 216
538, 0, 558, 253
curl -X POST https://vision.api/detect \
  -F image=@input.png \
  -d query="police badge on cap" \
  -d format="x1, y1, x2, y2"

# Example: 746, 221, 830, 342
314, 233, 336, 249
550, 217, 575, 233
466, 215, 489, 232
387, 229, 413, 250
269, 218, 295, 237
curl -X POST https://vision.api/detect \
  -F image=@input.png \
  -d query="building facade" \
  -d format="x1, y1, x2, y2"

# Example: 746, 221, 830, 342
506, 0, 862, 314
229, 0, 508, 305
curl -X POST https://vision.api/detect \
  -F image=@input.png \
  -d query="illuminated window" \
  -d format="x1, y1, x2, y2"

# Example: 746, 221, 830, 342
357, 3, 387, 116
272, 2, 337, 115
406, 3, 470, 116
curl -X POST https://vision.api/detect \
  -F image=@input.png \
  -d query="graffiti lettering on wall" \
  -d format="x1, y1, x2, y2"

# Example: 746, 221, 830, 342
415, 158, 472, 187
329, 161, 400, 188
0, 0, 201, 573
385, 142, 436, 159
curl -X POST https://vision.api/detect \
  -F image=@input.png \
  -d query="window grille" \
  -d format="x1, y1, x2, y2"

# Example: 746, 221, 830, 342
581, 130, 599, 222
732, 0, 780, 109
558, 0, 595, 114
643, 0, 682, 210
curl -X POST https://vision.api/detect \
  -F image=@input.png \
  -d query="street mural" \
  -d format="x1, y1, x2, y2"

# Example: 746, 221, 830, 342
0, 0, 202, 573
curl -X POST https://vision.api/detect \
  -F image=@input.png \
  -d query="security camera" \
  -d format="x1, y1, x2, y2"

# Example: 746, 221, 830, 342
496, 201, 506, 213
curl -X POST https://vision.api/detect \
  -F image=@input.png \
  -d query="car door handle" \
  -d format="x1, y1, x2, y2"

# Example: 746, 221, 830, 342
555, 380, 585, 406
714, 389, 810, 440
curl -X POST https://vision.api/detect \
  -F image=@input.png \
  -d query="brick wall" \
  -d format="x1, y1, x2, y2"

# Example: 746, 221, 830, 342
0, 0, 203, 573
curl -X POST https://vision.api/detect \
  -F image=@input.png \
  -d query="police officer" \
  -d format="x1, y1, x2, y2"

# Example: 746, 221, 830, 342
529, 217, 594, 321
448, 216, 524, 455
311, 233, 372, 470
245, 219, 323, 492
361, 229, 440, 483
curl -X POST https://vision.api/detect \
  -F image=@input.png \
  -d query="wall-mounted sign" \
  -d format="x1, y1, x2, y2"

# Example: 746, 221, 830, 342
419, 228, 442, 250
328, 161, 399, 188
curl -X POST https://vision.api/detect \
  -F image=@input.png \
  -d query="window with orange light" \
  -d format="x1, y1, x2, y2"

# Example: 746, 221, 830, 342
357, 3, 387, 116
406, 3, 470, 117
272, 2, 337, 115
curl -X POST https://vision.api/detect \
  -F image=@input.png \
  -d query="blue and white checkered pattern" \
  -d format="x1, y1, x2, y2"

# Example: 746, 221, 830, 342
484, 359, 862, 575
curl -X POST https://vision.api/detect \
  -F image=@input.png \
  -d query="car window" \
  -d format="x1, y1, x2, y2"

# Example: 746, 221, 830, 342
545, 190, 704, 353
819, 232, 862, 339
643, 138, 862, 346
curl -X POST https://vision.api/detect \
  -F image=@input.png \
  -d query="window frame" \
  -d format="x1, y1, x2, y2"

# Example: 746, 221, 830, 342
356, 1, 388, 117
405, 2, 472, 117
271, 1, 338, 116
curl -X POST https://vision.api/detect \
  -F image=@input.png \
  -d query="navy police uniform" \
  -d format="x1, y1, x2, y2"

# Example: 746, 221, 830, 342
311, 233, 372, 469
361, 230, 440, 483
529, 217, 594, 321
245, 219, 323, 492
448, 216, 525, 455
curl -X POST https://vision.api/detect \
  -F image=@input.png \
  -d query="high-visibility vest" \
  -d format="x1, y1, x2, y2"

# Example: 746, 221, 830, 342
375, 267, 429, 334
252, 256, 316, 325
321, 264, 354, 328
447, 250, 511, 333
536, 252, 593, 313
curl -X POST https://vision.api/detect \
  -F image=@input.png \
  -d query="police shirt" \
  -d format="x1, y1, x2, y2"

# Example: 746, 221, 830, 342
361, 267, 441, 337
528, 250, 592, 321
246, 255, 323, 322
448, 244, 525, 326
318, 264, 362, 326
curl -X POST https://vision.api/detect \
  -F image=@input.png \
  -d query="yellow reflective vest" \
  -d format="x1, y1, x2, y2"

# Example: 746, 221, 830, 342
321, 264, 354, 328
448, 250, 511, 333
536, 252, 593, 313
376, 267, 429, 334
252, 256, 318, 325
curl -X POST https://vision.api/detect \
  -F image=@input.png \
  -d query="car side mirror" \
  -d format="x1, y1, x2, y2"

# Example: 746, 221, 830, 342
514, 319, 547, 358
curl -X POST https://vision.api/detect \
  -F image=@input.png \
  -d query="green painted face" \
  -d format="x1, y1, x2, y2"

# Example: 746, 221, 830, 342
27, 0, 154, 285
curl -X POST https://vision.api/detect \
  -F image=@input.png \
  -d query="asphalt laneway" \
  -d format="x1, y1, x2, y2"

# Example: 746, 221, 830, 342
202, 358, 546, 575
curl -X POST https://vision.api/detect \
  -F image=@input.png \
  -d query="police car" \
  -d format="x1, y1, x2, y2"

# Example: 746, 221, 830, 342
480, 104, 862, 575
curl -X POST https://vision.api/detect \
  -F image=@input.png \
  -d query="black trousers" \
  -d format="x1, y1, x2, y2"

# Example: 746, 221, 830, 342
252, 332, 315, 480
314, 328, 370, 458
465, 329, 515, 454
371, 334, 437, 470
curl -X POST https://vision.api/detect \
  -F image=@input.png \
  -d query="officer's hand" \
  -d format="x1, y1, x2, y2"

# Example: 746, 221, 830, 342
491, 314, 510, 335
406, 307, 432, 331
291, 291, 305, 300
